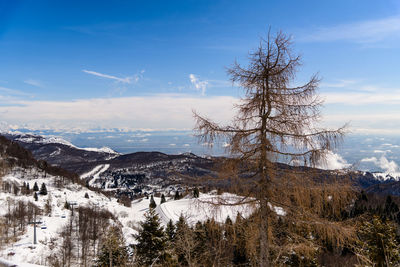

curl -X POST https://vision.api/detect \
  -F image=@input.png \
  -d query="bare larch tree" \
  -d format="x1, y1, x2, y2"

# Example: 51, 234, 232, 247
193, 30, 346, 267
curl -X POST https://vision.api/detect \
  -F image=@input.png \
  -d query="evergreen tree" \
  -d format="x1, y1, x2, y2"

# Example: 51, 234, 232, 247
39, 182, 47, 195
384, 195, 399, 219
64, 201, 70, 210
34, 192, 38, 201
160, 194, 166, 204
193, 187, 199, 198
174, 191, 180, 200
175, 214, 187, 234
135, 208, 167, 266
33, 182, 39, 191
166, 219, 175, 242
26, 183, 30, 192
358, 215, 400, 266
224, 216, 234, 240
84, 192, 89, 199
149, 195, 157, 209
193, 221, 207, 261
96, 225, 128, 267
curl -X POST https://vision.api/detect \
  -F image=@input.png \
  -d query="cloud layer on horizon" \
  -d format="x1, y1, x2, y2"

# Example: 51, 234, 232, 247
0, 94, 238, 132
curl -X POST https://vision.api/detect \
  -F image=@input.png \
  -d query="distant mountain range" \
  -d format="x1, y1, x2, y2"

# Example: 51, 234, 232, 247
3, 131, 400, 197
1, 132, 216, 195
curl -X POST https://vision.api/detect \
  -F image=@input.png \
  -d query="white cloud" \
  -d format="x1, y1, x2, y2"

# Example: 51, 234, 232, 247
189, 74, 208, 95
321, 79, 357, 88
361, 155, 399, 173
322, 92, 400, 105
0, 86, 32, 96
24, 79, 43, 87
302, 16, 400, 43
317, 151, 350, 170
0, 94, 238, 132
83, 69, 140, 84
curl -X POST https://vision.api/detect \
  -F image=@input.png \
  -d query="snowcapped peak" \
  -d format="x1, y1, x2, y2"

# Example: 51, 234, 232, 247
14, 133, 119, 154
79, 146, 118, 154
371, 172, 400, 182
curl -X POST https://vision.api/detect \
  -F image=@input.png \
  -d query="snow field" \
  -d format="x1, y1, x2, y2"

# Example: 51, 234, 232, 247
0, 169, 272, 266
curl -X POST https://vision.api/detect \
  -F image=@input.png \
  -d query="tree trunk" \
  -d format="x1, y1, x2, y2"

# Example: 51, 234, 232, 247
259, 192, 269, 267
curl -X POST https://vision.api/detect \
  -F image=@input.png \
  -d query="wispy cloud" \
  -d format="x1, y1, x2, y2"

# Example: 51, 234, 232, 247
83, 69, 142, 84
0, 86, 32, 96
321, 79, 357, 88
24, 79, 43, 87
189, 74, 208, 95
301, 16, 400, 43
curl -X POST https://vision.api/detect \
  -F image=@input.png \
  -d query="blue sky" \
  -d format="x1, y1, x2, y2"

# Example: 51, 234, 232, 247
1, 0, 400, 136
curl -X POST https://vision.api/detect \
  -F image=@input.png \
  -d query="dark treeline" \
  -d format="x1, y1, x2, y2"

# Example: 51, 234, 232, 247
0, 135, 81, 184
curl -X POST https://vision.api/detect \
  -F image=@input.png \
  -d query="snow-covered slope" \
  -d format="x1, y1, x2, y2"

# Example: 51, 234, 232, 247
80, 164, 110, 186
370, 171, 400, 182
156, 193, 255, 225
0, 168, 259, 266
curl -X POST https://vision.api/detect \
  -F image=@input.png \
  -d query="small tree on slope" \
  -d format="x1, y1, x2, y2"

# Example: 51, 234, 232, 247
149, 195, 157, 209
39, 182, 47, 195
160, 194, 166, 204
33, 182, 39, 192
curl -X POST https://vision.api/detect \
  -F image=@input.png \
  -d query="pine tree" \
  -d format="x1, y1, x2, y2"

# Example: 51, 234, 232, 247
174, 191, 180, 200
193, 221, 207, 261
135, 208, 167, 266
26, 183, 30, 192
149, 195, 157, 209
160, 194, 166, 204
166, 219, 176, 242
193, 187, 199, 198
33, 182, 39, 191
84, 192, 89, 199
39, 182, 47, 195
34, 192, 38, 201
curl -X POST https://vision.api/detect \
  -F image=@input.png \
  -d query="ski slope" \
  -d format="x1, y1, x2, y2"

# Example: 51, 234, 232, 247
80, 164, 110, 186
156, 193, 255, 225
